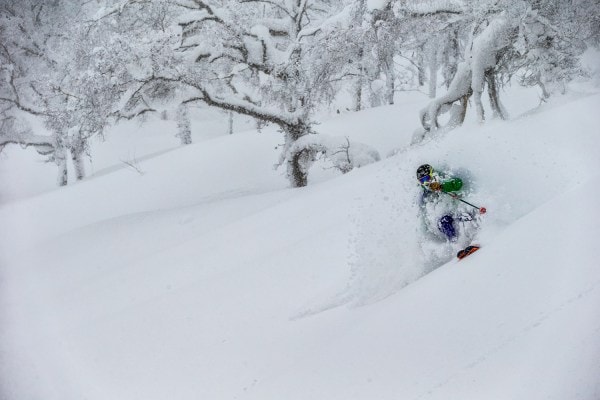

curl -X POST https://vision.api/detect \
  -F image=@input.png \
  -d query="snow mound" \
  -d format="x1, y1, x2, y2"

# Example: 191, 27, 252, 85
1, 91, 599, 400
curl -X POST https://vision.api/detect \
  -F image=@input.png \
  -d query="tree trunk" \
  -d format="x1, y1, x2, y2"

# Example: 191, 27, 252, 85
289, 149, 309, 187
353, 48, 365, 112
473, 70, 486, 123
71, 147, 86, 181
353, 78, 363, 112
177, 104, 192, 145
443, 30, 460, 89
473, 88, 485, 122
428, 44, 438, 99
417, 47, 426, 87
485, 69, 507, 120
458, 89, 472, 125
535, 72, 550, 100
386, 76, 395, 105
70, 134, 87, 181
384, 56, 395, 105
55, 145, 68, 186
283, 122, 311, 188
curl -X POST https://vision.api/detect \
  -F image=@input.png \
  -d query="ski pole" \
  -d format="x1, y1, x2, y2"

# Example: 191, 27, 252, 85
445, 192, 487, 214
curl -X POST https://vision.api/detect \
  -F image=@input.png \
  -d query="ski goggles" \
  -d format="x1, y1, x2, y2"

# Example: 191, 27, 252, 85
418, 174, 431, 184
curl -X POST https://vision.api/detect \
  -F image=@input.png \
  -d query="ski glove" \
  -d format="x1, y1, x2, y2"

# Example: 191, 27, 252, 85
429, 182, 442, 191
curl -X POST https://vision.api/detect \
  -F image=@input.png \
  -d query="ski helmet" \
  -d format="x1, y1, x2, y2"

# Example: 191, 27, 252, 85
416, 164, 433, 183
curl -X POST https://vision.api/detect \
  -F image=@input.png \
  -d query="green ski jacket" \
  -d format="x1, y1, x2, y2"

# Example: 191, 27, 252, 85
440, 177, 463, 193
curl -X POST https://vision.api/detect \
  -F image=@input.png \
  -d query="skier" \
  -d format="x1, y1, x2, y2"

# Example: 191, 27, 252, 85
416, 164, 473, 242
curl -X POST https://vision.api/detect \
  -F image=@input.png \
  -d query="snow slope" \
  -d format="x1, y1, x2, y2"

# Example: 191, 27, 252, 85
1, 91, 599, 399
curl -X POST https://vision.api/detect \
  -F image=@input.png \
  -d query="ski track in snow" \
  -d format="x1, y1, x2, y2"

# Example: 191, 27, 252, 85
416, 280, 600, 400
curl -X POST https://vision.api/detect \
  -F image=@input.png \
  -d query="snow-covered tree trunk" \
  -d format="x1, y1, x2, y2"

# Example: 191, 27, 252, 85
70, 135, 87, 181
55, 144, 68, 186
176, 104, 192, 145
282, 123, 312, 188
383, 55, 395, 105
353, 76, 364, 111
288, 149, 310, 188
427, 40, 439, 99
485, 70, 507, 120
71, 150, 85, 181
442, 29, 461, 89
417, 48, 426, 87
471, 17, 512, 123
353, 49, 365, 112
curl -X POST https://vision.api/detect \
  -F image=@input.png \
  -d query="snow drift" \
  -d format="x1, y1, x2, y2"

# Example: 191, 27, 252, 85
1, 90, 599, 399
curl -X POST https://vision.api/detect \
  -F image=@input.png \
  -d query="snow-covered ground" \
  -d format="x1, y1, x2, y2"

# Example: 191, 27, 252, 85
1, 87, 599, 399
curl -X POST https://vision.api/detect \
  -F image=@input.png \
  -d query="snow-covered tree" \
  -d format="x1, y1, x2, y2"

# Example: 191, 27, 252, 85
0, 0, 118, 185
3, 0, 598, 187
331, 0, 407, 110
175, 0, 356, 186
0, 1, 61, 179
412, 0, 596, 138
394, 0, 465, 99
365, 0, 403, 106
106, 0, 356, 187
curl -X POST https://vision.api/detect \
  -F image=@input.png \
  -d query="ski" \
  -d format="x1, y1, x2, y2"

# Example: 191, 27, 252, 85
457, 245, 480, 260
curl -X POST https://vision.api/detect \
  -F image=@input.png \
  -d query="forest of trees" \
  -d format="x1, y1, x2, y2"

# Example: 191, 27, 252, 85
1, 0, 598, 187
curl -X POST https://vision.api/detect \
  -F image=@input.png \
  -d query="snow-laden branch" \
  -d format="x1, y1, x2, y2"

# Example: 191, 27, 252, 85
91, 0, 142, 21
286, 134, 381, 179
0, 131, 55, 151
0, 117, 55, 155
184, 82, 306, 130
297, 4, 353, 40
397, 0, 464, 17
0, 96, 47, 117
238, 0, 293, 19
0, 68, 48, 116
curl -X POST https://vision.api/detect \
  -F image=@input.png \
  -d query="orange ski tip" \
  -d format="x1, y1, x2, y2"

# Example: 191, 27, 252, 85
457, 245, 480, 260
